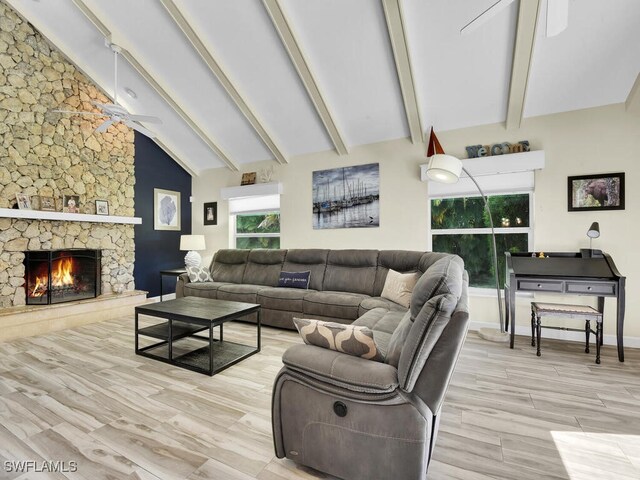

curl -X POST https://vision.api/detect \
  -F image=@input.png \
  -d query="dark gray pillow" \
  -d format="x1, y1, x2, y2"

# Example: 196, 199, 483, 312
410, 256, 464, 320
278, 271, 310, 289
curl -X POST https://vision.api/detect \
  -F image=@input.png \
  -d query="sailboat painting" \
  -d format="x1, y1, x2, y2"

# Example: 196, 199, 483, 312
312, 163, 380, 229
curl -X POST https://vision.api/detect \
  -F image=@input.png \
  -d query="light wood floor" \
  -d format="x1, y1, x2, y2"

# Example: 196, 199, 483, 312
0, 316, 639, 480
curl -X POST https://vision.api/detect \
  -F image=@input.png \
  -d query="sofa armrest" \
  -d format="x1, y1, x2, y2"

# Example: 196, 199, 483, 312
282, 344, 398, 394
175, 273, 190, 298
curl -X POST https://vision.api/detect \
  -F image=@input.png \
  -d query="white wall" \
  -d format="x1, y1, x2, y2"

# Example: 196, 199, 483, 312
192, 103, 640, 339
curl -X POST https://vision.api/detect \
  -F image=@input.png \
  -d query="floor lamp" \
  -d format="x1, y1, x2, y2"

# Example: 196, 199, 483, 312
426, 153, 508, 343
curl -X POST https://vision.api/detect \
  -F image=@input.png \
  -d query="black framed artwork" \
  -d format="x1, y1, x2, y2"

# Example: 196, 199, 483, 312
204, 202, 217, 225
567, 172, 625, 212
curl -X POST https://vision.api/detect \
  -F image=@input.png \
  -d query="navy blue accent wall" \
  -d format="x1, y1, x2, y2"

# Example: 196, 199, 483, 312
134, 132, 191, 298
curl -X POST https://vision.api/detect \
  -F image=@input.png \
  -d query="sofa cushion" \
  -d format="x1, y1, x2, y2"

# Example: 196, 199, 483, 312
303, 291, 369, 320
323, 250, 378, 295
353, 308, 406, 358
216, 284, 265, 303
282, 249, 329, 291
277, 271, 310, 289
293, 318, 384, 362
373, 250, 424, 295
186, 266, 213, 283
399, 293, 459, 391
380, 269, 419, 308
358, 297, 406, 317
410, 256, 464, 320
257, 287, 316, 312
210, 249, 249, 283
242, 249, 287, 286
385, 311, 412, 367
183, 281, 232, 299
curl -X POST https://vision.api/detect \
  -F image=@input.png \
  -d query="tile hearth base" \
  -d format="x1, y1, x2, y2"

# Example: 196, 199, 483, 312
0, 290, 147, 341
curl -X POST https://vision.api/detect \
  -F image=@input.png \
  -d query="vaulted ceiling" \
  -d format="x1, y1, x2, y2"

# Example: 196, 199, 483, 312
7, 0, 640, 175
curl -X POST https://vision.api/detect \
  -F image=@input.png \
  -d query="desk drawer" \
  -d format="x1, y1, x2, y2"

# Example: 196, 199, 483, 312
518, 280, 563, 292
566, 282, 615, 295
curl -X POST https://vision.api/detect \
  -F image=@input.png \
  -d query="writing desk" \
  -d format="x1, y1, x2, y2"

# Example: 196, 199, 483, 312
505, 251, 626, 361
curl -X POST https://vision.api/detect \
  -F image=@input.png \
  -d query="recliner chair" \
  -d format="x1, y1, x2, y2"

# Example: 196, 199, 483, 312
271, 255, 470, 480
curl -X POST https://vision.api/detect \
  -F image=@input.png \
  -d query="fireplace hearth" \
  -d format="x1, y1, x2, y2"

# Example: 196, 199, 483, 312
24, 249, 101, 305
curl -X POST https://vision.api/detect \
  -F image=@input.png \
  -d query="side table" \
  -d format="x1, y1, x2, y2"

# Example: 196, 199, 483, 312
160, 268, 187, 301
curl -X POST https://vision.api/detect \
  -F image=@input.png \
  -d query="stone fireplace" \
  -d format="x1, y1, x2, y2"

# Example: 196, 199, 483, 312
24, 249, 101, 305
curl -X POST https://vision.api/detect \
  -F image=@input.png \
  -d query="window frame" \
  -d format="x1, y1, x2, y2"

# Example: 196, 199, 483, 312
231, 209, 281, 249
428, 189, 534, 295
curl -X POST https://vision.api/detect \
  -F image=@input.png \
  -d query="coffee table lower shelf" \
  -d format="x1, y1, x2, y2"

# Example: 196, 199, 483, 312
138, 337, 258, 375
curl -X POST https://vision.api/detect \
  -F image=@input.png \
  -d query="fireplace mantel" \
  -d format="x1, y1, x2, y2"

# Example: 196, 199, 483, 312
0, 208, 142, 225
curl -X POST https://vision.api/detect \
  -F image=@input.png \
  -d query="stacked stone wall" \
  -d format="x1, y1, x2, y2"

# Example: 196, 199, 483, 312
0, 1, 135, 307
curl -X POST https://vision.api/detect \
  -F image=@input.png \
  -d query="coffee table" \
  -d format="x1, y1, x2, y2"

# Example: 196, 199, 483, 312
135, 297, 261, 376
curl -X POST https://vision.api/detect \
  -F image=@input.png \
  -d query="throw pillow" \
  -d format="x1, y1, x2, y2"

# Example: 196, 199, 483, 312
380, 269, 420, 308
186, 266, 213, 283
278, 271, 311, 289
293, 318, 383, 362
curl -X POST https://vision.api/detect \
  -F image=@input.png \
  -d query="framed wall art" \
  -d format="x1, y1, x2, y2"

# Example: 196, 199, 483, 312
154, 188, 181, 230
568, 172, 625, 211
204, 202, 217, 226
62, 195, 80, 213
95, 200, 109, 216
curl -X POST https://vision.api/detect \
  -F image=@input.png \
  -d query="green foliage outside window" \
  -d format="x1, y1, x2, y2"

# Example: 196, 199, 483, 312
431, 194, 530, 288
235, 212, 280, 249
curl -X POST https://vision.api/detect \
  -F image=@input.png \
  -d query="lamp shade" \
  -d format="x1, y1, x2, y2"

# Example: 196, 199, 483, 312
587, 222, 600, 239
426, 154, 463, 184
180, 234, 206, 251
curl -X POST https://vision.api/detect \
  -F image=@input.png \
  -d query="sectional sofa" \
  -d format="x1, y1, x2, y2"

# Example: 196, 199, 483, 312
176, 248, 453, 329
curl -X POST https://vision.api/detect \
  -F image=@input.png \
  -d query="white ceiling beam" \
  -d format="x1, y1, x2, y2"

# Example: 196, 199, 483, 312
262, 0, 349, 156
160, 0, 288, 165
71, 0, 239, 173
381, 0, 422, 144
626, 73, 640, 113
505, 0, 541, 130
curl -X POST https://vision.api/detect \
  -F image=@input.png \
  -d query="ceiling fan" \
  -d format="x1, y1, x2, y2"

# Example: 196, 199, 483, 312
53, 42, 162, 138
461, 0, 568, 37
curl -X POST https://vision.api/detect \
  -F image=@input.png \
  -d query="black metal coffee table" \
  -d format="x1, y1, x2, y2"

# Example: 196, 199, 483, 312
135, 297, 260, 376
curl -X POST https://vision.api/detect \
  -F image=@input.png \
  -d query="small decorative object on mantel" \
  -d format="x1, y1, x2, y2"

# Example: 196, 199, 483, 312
39, 196, 56, 212
568, 172, 624, 212
465, 141, 530, 158
241, 172, 257, 186
95, 200, 109, 216
62, 195, 80, 213
204, 202, 217, 225
15, 193, 32, 210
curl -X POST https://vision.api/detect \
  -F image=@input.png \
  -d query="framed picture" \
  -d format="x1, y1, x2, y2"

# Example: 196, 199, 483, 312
154, 188, 181, 231
204, 202, 217, 226
39, 195, 56, 212
241, 172, 257, 186
568, 172, 625, 211
15, 193, 32, 210
95, 200, 109, 216
62, 195, 80, 213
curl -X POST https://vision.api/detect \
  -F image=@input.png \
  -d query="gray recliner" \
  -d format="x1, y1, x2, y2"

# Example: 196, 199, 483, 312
271, 254, 470, 480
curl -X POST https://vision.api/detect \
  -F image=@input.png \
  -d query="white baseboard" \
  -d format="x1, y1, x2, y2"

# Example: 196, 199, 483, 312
469, 321, 640, 349
147, 293, 176, 303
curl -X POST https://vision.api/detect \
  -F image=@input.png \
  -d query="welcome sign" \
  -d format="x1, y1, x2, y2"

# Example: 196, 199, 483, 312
466, 140, 530, 158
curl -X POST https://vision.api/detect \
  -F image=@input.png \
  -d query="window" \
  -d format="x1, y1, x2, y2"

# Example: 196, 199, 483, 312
430, 193, 532, 289
233, 211, 280, 249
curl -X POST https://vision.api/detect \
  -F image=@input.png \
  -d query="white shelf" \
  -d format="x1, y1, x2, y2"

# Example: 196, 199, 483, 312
0, 208, 142, 225
221, 182, 282, 200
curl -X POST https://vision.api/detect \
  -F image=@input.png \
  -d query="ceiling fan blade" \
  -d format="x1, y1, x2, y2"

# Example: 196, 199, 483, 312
546, 0, 568, 37
128, 114, 162, 124
95, 119, 116, 133
52, 110, 105, 116
461, 0, 517, 36
124, 120, 156, 138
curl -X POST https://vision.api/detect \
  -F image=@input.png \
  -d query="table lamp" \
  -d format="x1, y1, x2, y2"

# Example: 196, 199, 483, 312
180, 235, 206, 268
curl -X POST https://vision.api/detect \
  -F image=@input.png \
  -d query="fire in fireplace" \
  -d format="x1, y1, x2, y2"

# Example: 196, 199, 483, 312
24, 249, 101, 305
